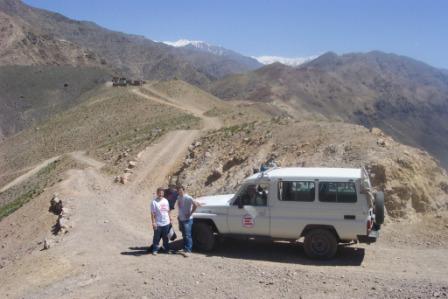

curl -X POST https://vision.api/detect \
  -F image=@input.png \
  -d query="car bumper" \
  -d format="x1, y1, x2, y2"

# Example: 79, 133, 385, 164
357, 229, 379, 244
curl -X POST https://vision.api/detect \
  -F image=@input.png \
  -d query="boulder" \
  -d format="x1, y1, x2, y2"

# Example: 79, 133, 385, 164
49, 194, 63, 215
370, 127, 384, 136
377, 138, 387, 147
43, 239, 51, 250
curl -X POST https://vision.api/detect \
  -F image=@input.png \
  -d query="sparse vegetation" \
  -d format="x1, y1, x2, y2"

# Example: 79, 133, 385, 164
0, 158, 73, 221
0, 87, 201, 186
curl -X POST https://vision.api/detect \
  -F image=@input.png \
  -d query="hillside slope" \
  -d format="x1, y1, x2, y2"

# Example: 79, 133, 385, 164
0, 85, 200, 189
0, 11, 103, 66
175, 119, 448, 218
210, 51, 448, 168
0, 0, 261, 85
0, 65, 110, 139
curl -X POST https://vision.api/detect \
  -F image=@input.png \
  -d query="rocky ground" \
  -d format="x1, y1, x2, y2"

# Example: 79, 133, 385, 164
175, 118, 448, 219
1, 84, 448, 298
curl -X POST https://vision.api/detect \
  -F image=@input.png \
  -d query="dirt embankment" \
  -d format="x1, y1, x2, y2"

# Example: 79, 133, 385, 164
175, 119, 448, 219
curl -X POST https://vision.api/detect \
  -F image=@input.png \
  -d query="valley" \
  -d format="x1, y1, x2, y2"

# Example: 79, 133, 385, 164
0, 0, 448, 298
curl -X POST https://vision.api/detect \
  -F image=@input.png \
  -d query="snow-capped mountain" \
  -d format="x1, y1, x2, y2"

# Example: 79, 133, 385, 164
163, 39, 232, 56
253, 55, 318, 67
163, 39, 262, 75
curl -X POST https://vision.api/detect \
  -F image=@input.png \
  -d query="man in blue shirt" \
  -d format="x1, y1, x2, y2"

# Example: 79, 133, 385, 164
177, 185, 198, 257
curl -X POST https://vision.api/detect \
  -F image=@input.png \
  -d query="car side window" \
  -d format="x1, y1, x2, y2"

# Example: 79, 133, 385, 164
237, 184, 268, 206
279, 181, 315, 202
319, 182, 357, 203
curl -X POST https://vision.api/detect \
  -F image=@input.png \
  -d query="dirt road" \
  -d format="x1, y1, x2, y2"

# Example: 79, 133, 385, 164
1, 88, 447, 298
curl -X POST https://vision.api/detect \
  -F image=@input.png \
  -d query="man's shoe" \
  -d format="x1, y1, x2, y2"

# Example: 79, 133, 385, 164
152, 251, 158, 256
180, 250, 190, 257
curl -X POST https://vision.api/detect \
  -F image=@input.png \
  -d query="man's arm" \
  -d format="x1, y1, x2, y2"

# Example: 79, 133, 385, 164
151, 211, 157, 230
150, 202, 157, 230
188, 197, 198, 218
168, 209, 173, 224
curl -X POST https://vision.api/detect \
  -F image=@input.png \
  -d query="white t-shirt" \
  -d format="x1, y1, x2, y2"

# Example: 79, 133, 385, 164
151, 197, 170, 227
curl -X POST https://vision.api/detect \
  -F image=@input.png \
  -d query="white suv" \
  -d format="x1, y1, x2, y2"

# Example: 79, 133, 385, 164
192, 167, 384, 259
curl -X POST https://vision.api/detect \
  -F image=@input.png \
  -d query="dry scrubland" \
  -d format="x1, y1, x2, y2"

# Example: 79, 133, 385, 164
0, 81, 448, 298
0, 86, 200, 188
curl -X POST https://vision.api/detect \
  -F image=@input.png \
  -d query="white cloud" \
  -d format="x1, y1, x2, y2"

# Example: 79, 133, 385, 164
253, 55, 318, 66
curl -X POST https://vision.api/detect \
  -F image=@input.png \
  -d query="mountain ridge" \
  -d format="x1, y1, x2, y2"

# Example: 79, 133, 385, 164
0, 0, 261, 85
210, 51, 448, 168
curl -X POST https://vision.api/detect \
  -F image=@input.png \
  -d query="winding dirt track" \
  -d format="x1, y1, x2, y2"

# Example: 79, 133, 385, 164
0, 86, 222, 298
1, 87, 448, 298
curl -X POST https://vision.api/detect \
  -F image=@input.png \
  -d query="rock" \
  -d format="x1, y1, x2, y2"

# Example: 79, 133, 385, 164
58, 217, 68, 229
124, 168, 133, 173
377, 138, 387, 147
120, 173, 131, 184
43, 239, 50, 250
49, 194, 63, 215
194, 141, 202, 147
184, 159, 192, 166
128, 161, 137, 168
114, 176, 121, 183
204, 151, 212, 158
370, 127, 384, 136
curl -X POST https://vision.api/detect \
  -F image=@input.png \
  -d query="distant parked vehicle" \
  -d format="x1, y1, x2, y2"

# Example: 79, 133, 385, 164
112, 77, 145, 87
192, 167, 384, 259
112, 77, 128, 87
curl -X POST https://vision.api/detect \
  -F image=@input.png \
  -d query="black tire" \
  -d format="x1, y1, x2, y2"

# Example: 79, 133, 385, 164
374, 192, 385, 225
303, 229, 338, 259
192, 222, 216, 251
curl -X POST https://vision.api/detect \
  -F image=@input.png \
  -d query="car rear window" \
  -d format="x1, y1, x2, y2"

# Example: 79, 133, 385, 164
278, 181, 315, 202
319, 182, 357, 203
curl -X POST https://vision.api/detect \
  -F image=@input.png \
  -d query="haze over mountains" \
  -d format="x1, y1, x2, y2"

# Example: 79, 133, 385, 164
0, 0, 447, 169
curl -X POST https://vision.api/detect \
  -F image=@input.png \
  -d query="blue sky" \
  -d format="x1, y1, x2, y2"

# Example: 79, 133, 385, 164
24, 0, 448, 68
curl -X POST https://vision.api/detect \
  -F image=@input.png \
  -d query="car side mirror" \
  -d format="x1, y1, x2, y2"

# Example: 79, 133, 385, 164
235, 196, 244, 209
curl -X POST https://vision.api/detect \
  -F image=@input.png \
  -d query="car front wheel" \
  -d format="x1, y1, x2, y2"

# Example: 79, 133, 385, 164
192, 222, 216, 251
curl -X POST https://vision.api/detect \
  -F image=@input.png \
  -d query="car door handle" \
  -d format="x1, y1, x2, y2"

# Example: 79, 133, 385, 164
344, 215, 356, 220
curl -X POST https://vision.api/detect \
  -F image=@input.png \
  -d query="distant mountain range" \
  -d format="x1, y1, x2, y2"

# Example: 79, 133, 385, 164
163, 39, 316, 67
0, 0, 261, 86
209, 51, 448, 167
0, 0, 447, 168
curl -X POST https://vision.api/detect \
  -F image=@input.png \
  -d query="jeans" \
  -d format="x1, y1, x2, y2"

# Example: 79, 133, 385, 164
178, 218, 193, 252
152, 224, 170, 253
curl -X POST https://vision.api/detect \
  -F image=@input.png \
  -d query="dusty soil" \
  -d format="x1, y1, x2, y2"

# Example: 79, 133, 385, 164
1, 85, 448, 299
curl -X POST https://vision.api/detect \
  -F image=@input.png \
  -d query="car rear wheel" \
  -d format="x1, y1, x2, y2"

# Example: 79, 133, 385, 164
304, 229, 338, 259
192, 222, 216, 251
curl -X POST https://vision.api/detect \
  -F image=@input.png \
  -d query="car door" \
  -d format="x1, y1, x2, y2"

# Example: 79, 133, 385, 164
227, 183, 270, 236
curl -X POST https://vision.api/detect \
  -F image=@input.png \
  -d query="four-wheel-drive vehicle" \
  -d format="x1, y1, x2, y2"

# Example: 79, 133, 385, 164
192, 167, 384, 259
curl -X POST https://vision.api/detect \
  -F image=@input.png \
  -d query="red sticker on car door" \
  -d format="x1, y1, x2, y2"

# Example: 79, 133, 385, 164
242, 214, 254, 228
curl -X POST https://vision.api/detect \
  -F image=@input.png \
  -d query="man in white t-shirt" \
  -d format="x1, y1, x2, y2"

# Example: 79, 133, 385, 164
151, 187, 172, 255
177, 185, 198, 257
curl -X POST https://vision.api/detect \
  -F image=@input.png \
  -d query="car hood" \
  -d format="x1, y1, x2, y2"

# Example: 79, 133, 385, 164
196, 194, 234, 207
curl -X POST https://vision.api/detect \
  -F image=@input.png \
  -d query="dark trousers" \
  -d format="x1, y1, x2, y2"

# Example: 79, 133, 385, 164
178, 219, 193, 252
152, 224, 170, 253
